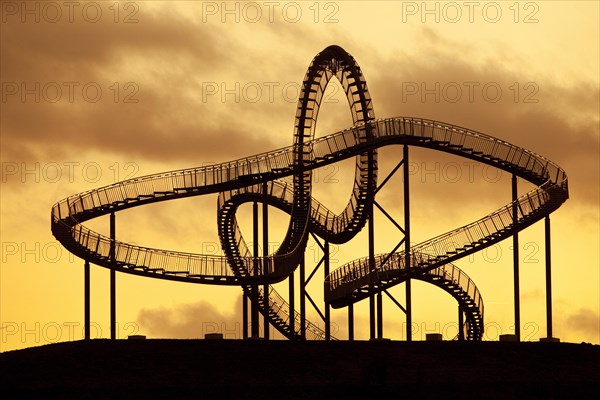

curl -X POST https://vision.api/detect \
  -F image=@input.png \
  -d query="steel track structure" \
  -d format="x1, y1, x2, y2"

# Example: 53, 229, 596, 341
52, 46, 568, 342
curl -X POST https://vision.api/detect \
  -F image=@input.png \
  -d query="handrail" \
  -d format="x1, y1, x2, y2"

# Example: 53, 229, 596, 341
52, 117, 567, 340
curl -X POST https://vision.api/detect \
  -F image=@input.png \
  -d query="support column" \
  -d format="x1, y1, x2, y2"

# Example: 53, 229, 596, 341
110, 212, 116, 340
84, 260, 90, 340
403, 145, 412, 342
377, 291, 383, 339
251, 202, 259, 339
242, 292, 248, 339
289, 267, 295, 338
545, 216, 553, 339
512, 175, 520, 341
458, 305, 465, 341
324, 241, 331, 341
300, 257, 306, 340
348, 304, 354, 341
368, 149, 376, 340
262, 181, 270, 340
405, 281, 412, 341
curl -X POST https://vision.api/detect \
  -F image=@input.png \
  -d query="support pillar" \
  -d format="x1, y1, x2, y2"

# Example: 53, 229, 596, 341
368, 149, 376, 340
251, 202, 259, 339
377, 291, 383, 339
512, 175, 520, 341
372, 153, 411, 341
300, 257, 306, 340
545, 216, 553, 339
84, 260, 90, 340
242, 292, 248, 339
458, 305, 465, 341
262, 182, 270, 340
110, 212, 116, 340
324, 241, 331, 340
403, 145, 412, 341
289, 267, 295, 338
348, 304, 354, 341
405, 281, 412, 341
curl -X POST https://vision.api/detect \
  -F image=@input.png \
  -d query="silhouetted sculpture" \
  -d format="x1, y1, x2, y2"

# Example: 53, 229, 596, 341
51, 45, 568, 342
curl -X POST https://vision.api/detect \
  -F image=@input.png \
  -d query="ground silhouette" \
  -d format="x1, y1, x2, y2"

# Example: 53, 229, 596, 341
1, 340, 599, 399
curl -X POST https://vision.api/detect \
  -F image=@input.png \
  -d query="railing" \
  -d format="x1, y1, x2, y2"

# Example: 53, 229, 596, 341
257, 286, 331, 341
52, 116, 568, 341
53, 114, 568, 286
427, 263, 484, 318
51, 117, 566, 224
322, 117, 567, 304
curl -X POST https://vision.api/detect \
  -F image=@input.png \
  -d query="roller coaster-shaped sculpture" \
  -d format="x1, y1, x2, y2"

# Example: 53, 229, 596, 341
52, 45, 568, 341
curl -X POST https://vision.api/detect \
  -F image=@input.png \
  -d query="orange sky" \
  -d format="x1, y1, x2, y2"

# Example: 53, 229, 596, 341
1, 1, 598, 351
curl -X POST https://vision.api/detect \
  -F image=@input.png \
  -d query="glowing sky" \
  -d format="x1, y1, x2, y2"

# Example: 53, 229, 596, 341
1, 1, 598, 351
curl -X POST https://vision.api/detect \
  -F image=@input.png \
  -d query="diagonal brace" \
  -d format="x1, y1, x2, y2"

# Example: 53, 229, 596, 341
384, 289, 407, 313
374, 200, 405, 234
375, 159, 405, 195
305, 292, 326, 322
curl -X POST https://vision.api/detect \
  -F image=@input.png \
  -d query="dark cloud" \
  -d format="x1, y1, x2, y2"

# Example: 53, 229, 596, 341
0, 4, 285, 165
2, 6, 595, 222
0, 6, 224, 78
367, 31, 599, 208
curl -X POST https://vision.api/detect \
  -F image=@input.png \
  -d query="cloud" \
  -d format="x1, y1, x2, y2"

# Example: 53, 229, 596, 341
137, 294, 292, 340
367, 30, 599, 208
521, 289, 543, 302
137, 296, 243, 339
0, 4, 285, 165
565, 308, 600, 341
6, 10, 594, 211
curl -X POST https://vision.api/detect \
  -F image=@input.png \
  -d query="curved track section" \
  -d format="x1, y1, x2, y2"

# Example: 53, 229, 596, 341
51, 46, 568, 341
324, 119, 568, 309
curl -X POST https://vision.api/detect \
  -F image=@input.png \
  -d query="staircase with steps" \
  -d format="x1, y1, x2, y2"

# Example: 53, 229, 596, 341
52, 114, 568, 341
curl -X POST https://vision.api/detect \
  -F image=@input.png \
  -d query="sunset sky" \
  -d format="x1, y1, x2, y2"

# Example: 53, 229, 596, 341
1, 1, 598, 351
